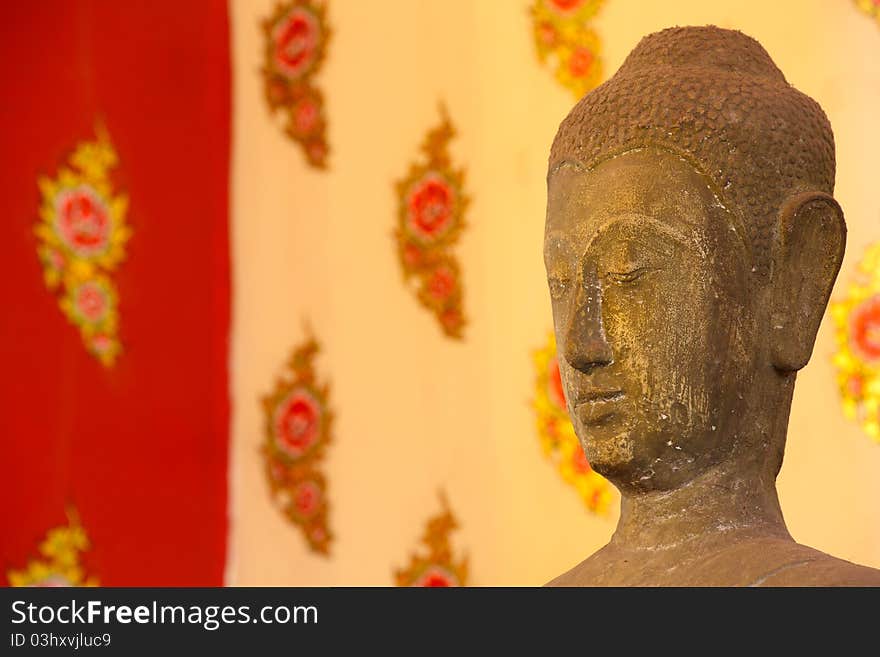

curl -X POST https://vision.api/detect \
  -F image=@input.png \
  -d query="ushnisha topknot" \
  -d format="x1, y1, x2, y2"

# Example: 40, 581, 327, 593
549, 25, 836, 275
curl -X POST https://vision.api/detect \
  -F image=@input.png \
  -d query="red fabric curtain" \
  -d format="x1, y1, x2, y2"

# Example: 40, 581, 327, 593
0, 1, 230, 585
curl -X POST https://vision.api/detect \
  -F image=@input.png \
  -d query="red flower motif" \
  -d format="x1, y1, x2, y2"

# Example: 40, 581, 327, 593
568, 46, 595, 78
427, 265, 456, 301
851, 295, 880, 362
416, 566, 458, 587
273, 388, 322, 459
306, 141, 327, 165
293, 96, 319, 135
406, 173, 456, 243
548, 356, 566, 408
440, 308, 463, 334
293, 480, 322, 518
272, 8, 320, 80
538, 21, 558, 47
90, 333, 113, 354
75, 281, 109, 323
402, 243, 423, 267
55, 186, 110, 257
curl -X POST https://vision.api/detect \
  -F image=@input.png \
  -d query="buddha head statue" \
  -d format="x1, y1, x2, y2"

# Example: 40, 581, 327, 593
544, 26, 846, 495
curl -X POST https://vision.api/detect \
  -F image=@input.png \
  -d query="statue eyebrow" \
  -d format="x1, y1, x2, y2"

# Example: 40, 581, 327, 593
640, 216, 692, 248
586, 214, 691, 254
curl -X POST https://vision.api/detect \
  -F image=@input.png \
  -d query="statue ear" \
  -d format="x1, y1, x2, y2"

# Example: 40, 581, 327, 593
770, 191, 846, 372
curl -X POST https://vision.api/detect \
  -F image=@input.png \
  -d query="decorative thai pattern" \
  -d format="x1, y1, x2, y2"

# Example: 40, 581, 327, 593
7, 509, 98, 587
395, 493, 468, 586
533, 332, 613, 512
855, 0, 880, 26
832, 243, 880, 442
394, 106, 470, 339
261, 335, 334, 554
530, 0, 604, 98
261, 0, 331, 168
35, 128, 131, 366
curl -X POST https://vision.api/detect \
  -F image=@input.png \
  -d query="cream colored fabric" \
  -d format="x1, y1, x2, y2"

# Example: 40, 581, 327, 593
227, 0, 880, 585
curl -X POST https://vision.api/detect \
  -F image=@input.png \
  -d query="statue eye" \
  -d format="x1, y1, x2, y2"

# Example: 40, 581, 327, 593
606, 267, 657, 284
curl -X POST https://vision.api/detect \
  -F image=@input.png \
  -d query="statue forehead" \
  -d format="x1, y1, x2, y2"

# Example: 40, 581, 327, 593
546, 149, 720, 238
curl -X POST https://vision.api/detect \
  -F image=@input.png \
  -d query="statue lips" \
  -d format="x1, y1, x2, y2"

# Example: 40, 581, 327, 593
573, 390, 625, 426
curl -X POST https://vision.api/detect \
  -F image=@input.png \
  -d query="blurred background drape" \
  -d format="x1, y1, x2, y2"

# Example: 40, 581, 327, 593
1, 1, 230, 585
2, 0, 878, 586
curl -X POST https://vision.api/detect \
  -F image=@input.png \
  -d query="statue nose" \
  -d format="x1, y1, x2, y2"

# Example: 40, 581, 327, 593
562, 273, 613, 372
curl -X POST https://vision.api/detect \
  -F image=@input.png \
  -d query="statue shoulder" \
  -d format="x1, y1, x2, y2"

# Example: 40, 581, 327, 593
752, 544, 880, 587
690, 536, 880, 586
543, 537, 880, 586
544, 544, 621, 587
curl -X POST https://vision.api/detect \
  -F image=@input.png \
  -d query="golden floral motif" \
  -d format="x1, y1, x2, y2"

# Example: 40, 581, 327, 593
35, 127, 131, 366
261, 0, 331, 168
533, 332, 613, 513
530, 0, 605, 98
831, 242, 880, 441
7, 509, 98, 587
395, 492, 468, 587
394, 106, 470, 339
261, 335, 334, 554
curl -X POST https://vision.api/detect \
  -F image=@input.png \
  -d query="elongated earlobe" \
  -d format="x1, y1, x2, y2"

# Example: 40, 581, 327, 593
769, 192, 846, 372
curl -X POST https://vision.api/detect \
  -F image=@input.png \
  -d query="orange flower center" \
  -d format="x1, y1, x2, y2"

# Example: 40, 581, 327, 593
274, 389, 322, 458
407, 175, 455, 242
568, 47, 595, 78
76, 283, 108, 322
56, 187, 110, 256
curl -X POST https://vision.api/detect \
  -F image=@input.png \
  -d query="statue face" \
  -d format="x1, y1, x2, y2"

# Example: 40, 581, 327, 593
544, 149, 757, 491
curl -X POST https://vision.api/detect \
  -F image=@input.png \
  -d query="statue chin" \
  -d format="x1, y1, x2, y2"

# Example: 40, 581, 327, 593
575, 402, 736, 493
580, 433, 635, 485
581, 432, 708, 494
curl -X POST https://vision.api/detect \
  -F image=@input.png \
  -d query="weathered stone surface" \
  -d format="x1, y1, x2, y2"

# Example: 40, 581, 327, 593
544, 25, 880, 587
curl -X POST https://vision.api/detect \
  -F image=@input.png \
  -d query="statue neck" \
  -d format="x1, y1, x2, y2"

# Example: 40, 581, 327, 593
610, 372, 796, 553
610, 463, 791, 552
